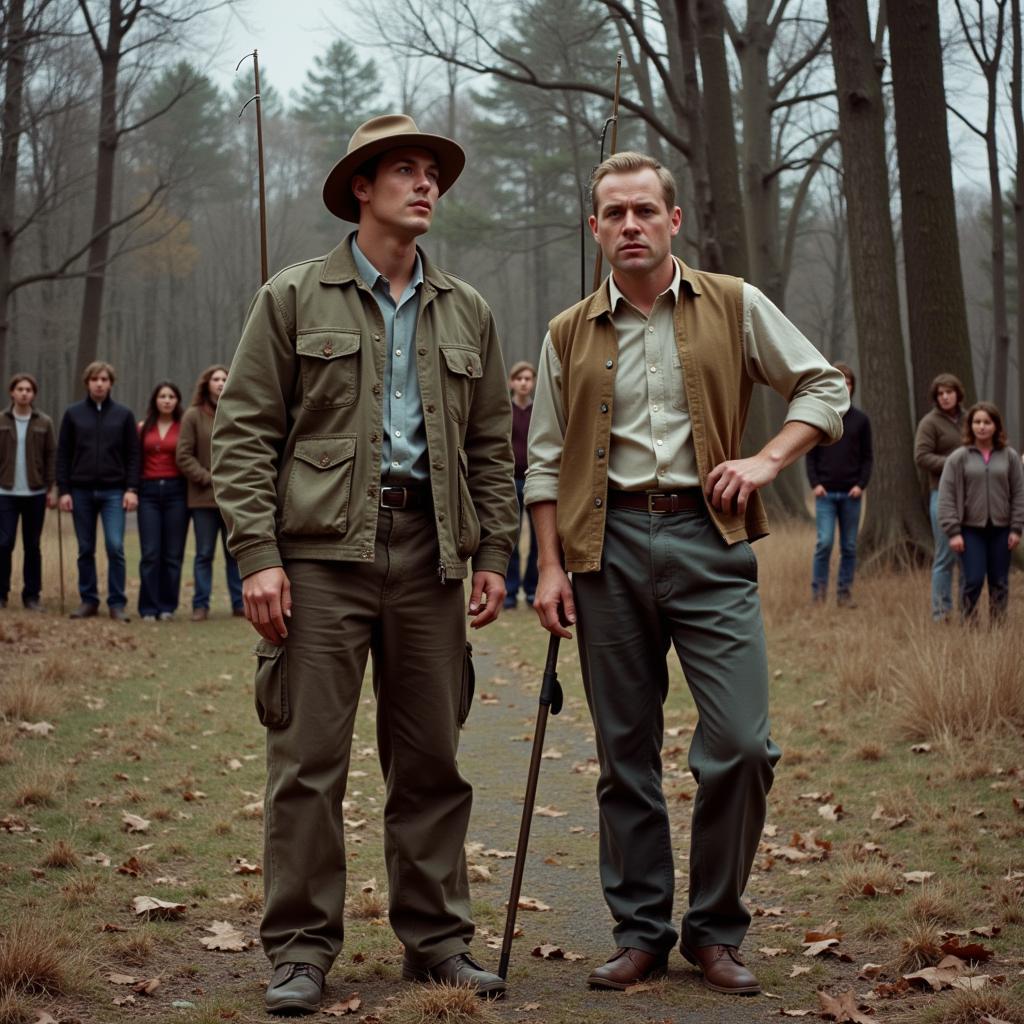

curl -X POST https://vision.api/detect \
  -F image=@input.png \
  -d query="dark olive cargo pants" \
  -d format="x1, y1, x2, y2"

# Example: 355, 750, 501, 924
255, 506, 476, 973
572, 505, 781, 955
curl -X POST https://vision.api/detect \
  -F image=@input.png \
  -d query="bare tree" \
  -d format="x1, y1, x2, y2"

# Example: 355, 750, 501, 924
826, 0, 931, 563
950, 0, 1009, 415
1011, 0, 1023, 445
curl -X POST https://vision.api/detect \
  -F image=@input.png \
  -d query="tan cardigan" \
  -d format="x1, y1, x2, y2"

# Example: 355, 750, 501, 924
176, 405, 217, 509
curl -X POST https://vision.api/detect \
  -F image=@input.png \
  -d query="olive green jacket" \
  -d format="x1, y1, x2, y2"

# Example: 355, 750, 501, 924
212, 238, 517, 581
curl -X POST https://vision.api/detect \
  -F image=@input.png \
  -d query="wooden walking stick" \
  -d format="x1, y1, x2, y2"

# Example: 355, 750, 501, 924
236, 50, 269, 284
497, 54, 624, 981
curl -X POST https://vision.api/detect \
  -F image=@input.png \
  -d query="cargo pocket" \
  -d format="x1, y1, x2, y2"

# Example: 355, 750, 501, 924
297, 329, 361, 410
458, 642, 476, 727
455, 446, 481, 558
440, 345, 482, 424
254, 639, 290, 728
282, 434, 356, 536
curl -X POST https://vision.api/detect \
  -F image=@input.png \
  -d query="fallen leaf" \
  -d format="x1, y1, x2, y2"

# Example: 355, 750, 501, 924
226, 758, 243, 771
858, 963, 884, 979
323, 995, 362, 1016
811, 699, 828, 708
31, 1013, 57, 1024
468, 865, 492, 883
107, 972, 138, 985
540, 749, 563, 760
519, 1003, 541, 1011
902, 871, 934, 884
758, 947, 788, 957
131, 895, 186, 918
904, 955, 968, 991
85, 852, 111, 867
199, 920, 249, 952
232, 857, 262, 875
117, 856, 145, 877
532, 944, 565, 959
516, 896, 550, 912
940, 937, 993, 962
18, 720, 55, 736
534, 805, 567, 818
799, 791, 833, 802
112, 994, 136, 1006
818, 803, 845, 822
132, 976, 161, 995
780, 1012, 814, 1018
121, 812, 150, 834
910, 743, 932, 753
789, 965, 812, 978
482, 848, 516, 859
816, 988, 874, 1023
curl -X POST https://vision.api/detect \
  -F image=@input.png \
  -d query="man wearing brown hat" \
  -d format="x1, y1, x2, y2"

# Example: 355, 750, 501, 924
212, 115, 517, 1014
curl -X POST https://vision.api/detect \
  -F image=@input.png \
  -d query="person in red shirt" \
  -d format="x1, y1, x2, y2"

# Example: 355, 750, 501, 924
137, 381, 187, 621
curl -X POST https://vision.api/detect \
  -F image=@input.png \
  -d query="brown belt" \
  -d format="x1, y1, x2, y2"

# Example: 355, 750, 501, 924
607, 488, 704, 514
379, 485, 431, 510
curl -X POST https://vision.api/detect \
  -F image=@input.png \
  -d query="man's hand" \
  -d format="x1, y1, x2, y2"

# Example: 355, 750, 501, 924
46, 488, 58, 510
533, 564, 576, 639
243, 567, 292, 644
949, 535, 965, 554
468, 570, 505, 629
123, 491, 138, 512
58, 494, 73, 513
1009, 532, 1021, 551
848, 485, 863, 499
813, 484, 826, 497
706, 454, 780, 516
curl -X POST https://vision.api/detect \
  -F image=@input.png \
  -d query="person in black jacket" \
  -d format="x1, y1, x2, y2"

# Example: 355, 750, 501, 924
805, 362, 873, 607
57, 361, 139, 620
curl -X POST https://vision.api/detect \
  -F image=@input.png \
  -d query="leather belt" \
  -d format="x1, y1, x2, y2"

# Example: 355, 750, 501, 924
607, 488, 704, 514
379, 485, 431, 510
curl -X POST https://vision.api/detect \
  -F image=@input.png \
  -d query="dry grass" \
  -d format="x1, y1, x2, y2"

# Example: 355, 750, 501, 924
388, 983, 500, 1024
347, 889, 388, 920
60, 872, 99, 907
908, 987, 1024, 1024
0, 675, 62, 723
41, 839, 78, 870
0, 917, 90, 996
833, 857, 904, 899
110, 929, 154, 967
904, 880, 970, 927
0, 985, 32, 1024
892, 919, 945, 972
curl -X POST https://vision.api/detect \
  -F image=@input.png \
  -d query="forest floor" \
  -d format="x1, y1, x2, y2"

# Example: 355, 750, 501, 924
1, 522, 1023, 1024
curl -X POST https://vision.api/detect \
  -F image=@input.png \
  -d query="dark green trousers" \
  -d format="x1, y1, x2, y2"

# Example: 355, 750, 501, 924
572, 505, 781, 954
257, 507, 475, 973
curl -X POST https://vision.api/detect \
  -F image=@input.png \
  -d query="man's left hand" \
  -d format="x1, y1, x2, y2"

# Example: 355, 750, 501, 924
468, 570, 506, 629
706, 454, 779, 516
1010, 532, 1021, 551
123, 491, 138, 512
848, 485, 863, 499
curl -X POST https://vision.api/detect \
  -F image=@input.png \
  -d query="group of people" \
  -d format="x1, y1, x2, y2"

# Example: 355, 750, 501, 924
2, 110, 1021, 1020
0, 363, 242, 621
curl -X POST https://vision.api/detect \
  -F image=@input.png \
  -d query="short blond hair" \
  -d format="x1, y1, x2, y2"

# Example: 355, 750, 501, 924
590, 151, 676, 214
82, 360, 115, 386
508, 361, 536, 380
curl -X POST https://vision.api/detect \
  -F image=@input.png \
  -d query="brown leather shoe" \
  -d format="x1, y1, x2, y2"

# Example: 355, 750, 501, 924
587, 947, 668, 990
191, 607, 208, 622
679, 940, 760, 995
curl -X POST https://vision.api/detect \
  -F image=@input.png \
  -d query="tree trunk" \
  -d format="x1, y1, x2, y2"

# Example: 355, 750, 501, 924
1012, 0, 1024, 447
984, 96, 1010, 417
826, 0, 931, 564
0, 0, 27, 380
694, 0, 748, 278
76, 1, 122, 382
888, 0, 976, 419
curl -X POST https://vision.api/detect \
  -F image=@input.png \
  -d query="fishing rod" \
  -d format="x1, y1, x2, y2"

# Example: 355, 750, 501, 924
236, 50, 269, 284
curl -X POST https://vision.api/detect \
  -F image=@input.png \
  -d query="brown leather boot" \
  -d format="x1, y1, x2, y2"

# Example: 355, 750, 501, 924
587, 947, 668, 990
679, 940, 760, 995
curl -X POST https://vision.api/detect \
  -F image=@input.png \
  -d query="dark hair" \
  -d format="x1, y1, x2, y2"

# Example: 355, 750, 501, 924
82, 360, 116, 386
962, 401, 1007, 449
930, 373, 964, 407
833, 361, 855, 397
141, 381, 182, 436
191, 365, 229, 408
8, 372, 38, 397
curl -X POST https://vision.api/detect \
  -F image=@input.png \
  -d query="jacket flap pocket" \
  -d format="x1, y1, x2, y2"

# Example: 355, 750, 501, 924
296, 329, 361, 360
441, 346, 483, 379
293, 435, 356, 471
253, 639, 284, 659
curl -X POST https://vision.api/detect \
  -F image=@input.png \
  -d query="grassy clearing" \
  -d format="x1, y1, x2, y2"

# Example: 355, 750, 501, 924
0, 522, 1022, 1022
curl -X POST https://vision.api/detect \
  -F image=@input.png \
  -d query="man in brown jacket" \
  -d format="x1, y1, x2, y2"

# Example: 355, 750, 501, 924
526, 152, 847, 996
212, 116, 517, 1014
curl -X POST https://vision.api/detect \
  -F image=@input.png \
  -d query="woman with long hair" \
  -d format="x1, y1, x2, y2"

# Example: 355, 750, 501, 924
176, 366, 243, 621
137, 381, 187, 621
938, 401, 1024, 623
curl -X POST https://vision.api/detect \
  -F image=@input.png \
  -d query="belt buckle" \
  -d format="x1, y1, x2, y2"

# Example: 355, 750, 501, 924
380, 487, 407, 510
647, 492, 665, 514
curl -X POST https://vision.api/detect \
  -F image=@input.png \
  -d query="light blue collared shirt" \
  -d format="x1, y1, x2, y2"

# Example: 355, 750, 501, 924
351, 238, 429, 483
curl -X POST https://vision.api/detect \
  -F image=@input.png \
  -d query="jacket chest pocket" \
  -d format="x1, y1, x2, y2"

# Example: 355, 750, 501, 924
282, 434, 357, 536
297, 329, 361, 410
440, 345, 482, 424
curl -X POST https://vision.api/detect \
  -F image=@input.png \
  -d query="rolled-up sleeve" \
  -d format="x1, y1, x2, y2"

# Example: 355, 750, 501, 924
523, 331, 565, 506
744, 285, 848, 443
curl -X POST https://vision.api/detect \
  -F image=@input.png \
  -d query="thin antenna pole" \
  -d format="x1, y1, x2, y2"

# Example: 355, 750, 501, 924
592, 53, 623, 293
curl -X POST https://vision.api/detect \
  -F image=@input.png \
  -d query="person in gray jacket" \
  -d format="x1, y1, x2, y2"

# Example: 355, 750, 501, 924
937, 401, 1024, 623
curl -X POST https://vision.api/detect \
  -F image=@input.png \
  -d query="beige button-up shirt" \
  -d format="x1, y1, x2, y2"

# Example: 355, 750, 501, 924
525, 265, 846, 503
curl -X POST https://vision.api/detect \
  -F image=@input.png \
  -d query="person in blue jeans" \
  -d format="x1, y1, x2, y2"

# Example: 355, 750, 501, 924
137, 381, 188, 621
504, 361, 538, 608
805, 363, 873, 607
176, 365, 243, 620
56, 361, 139, 621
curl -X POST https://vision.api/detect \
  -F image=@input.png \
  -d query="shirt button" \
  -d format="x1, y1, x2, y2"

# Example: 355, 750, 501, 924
372, 385, 382, 395
438, 513, 445, 522
392, 460, 400, 468
394, 390, 402, 398
649, 365, 657, 373
396, 348, 402, 357
373, 333, 381, 341
656, 439, 664, 447
648, 326, 655, 333
319, 454, 330, 466
605, 359, 613, 369
594, 497, 603, 508
600, 403, 609, 413
322, 344, 333, 356
394, 430, 401, 437
652, 404, 659, 412
658, 467, 666, 475
433, 461, 444, 471
371, 433, 380, 442
426, 404, 435, 413
596, 448, 605, 458
418, 348, 427, 355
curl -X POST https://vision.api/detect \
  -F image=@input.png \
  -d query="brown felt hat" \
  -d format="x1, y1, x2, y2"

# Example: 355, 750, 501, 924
322, 114, 466, 223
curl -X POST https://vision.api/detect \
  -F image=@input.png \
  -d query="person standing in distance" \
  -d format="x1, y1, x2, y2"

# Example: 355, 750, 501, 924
504, 360, 539, 608
212, 115, 518, 1014
526, 152, 847, 996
